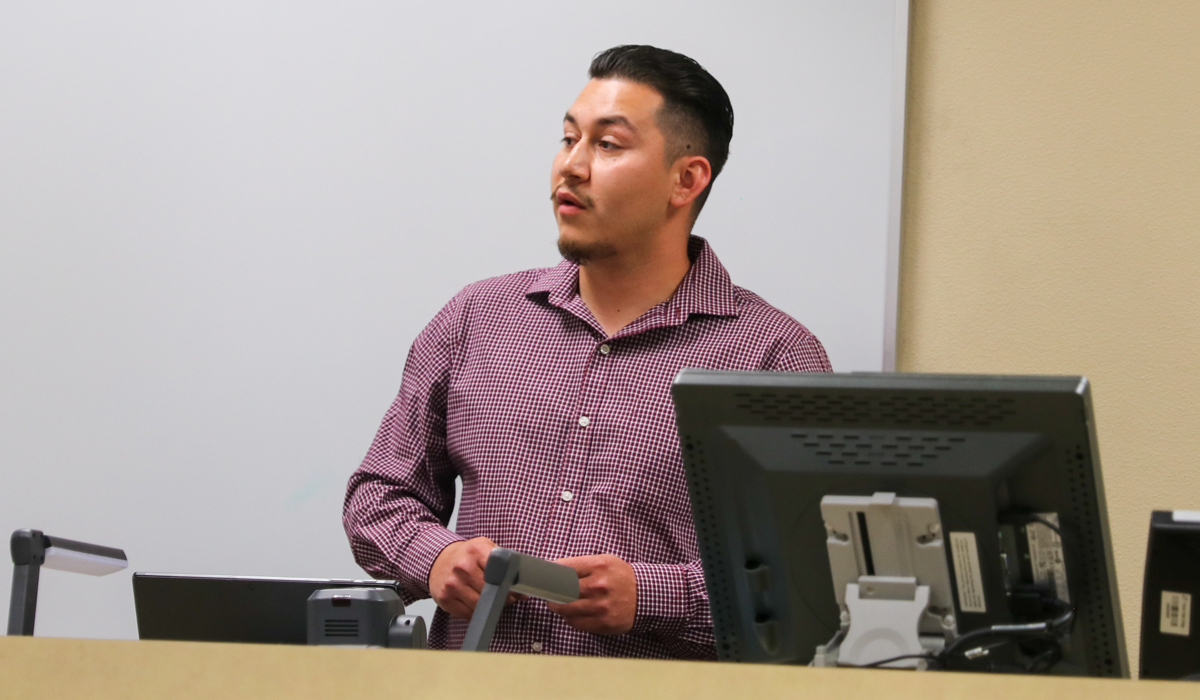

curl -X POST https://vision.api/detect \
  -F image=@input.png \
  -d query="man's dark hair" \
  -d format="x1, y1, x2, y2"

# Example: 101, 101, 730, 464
589, 45, 734, 220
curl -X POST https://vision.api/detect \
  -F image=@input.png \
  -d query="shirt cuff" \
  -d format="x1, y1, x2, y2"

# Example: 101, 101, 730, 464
401, 524, 465, 598
629, 562, 692, 638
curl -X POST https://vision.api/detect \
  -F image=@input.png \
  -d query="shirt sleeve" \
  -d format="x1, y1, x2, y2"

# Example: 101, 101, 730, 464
761, 324, 833, 373
629, 560, 716, 659
342, 293, 468, 604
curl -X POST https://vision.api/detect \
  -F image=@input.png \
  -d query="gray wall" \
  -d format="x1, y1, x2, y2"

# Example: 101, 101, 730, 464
0, 0, 902, 639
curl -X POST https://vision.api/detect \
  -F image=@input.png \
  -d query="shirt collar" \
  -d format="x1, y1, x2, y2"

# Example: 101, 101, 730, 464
525, 235, 739, 326
668, 235, 739, 319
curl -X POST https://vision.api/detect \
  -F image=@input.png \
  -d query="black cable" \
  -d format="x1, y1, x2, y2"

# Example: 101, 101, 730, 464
938, 600, 1074, 673
1007, 513, 1064, 537
837, 513, 1077, 673
848, 653, 937, 669
837, 600, 1073, 671
941, 600, 1073, 659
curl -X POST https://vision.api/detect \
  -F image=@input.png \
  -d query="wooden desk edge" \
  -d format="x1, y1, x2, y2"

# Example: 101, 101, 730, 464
0, 636, 1189, 700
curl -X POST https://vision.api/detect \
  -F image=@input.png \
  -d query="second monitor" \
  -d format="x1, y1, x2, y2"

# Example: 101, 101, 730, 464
672, 370, 1127, 677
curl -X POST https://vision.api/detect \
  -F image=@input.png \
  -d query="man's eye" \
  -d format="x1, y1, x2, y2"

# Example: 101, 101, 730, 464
561, 136, 577, 147
598, 141, 619, 151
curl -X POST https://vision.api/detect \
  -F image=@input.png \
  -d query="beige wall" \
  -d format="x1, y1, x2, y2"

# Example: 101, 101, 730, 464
898, 1, 1200, 674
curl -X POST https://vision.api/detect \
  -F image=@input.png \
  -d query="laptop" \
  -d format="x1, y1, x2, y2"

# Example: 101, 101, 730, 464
133, 572, 404, 644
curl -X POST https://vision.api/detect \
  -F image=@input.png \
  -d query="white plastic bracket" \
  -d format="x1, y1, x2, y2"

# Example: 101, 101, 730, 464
813, 493, 958, 669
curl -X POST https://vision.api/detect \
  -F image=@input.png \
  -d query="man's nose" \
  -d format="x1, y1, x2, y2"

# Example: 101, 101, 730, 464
558, 142, 590, 181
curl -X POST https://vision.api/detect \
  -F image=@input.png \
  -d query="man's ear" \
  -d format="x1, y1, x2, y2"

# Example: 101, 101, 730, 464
669, 155, 713, 211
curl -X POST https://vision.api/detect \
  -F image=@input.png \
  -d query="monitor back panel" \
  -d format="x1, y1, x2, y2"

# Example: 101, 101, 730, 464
672, 370, 1126, 677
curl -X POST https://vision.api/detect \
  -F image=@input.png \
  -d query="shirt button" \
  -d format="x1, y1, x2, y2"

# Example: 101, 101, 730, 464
531, 641, 543, 652
561, 490, 573, 502
599, 344, 611, 355
577, 416, 590, 427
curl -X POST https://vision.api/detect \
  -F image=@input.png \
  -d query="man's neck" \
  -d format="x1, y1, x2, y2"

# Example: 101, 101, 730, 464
578, 233, 692, 338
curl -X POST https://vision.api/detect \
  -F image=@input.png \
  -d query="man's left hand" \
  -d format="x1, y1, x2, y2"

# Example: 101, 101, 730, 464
545, 554, 636, 635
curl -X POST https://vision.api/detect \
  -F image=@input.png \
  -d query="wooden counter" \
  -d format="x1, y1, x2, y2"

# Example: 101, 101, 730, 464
0, 636, 1191, 700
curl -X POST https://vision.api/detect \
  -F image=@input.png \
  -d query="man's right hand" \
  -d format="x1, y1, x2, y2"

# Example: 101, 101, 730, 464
428, 536, 498, 620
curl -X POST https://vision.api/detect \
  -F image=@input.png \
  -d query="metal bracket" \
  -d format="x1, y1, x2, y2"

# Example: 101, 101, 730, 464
813, 494, 957, 668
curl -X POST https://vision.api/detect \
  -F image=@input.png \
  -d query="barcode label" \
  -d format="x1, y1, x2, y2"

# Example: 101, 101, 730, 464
1161, 591, 1192, 637
1026, 513, 1070, 603
949, 532, 987, 613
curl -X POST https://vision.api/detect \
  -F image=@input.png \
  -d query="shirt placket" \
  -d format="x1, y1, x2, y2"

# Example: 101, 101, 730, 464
542, 334, 612, 560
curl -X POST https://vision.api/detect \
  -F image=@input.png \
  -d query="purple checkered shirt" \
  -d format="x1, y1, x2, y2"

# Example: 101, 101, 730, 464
343, 236, 831, 659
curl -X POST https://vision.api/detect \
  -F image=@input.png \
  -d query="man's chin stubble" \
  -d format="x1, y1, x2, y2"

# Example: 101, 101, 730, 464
557, 234, 618, 265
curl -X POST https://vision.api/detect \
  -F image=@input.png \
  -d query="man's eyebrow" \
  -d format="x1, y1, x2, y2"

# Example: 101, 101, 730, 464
562, 112, 637, 131
597, 115, 636, 131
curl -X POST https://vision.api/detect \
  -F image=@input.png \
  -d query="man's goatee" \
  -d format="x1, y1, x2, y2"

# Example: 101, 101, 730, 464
557, 235, 618, 265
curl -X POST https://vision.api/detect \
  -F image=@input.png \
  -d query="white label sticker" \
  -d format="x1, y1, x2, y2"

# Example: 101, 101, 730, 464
1161, 591, 1192, 637
1026, 513, 1070, 604
949, 532, 987, 613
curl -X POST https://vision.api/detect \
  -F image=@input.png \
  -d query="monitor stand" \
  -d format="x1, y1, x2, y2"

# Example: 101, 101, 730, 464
812, 493, 959, 669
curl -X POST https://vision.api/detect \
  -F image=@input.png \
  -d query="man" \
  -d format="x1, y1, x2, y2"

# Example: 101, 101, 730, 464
343, 45, 830, 659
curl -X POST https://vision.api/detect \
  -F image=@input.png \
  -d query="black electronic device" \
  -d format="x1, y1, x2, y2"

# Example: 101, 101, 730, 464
1139, 510, 1200, 680
671, 370, 1127, 676
307, 588, 426, 649
133, 572, 403, 644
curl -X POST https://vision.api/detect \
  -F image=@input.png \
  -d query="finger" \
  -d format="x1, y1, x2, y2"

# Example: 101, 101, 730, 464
473, 538, 498, 570
451, 556, 487, 595
554, 555, 605, 576
554, 557, 614, 578
452, 577, 489, 614
441, 601, 470, 620
439, 593, 476, 620
462, 539, 497, 590
573, 571, 615, 600
441, 571, 483, 609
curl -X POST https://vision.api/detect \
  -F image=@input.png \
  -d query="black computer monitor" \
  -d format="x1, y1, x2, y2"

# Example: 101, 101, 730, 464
672, 370, 1127, 677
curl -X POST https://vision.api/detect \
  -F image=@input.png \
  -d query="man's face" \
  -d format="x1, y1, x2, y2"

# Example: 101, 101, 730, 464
552, 78, 675, 264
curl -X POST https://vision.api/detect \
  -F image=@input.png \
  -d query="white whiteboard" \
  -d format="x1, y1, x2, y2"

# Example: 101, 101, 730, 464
0, 0, 908, 639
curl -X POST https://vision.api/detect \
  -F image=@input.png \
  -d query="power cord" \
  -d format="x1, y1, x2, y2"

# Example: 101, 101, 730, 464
843, 595, 1074, 671
834, 512, 1077, 673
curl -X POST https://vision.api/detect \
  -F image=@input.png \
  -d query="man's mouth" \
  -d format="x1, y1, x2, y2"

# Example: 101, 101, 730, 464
554, 189, 588, 215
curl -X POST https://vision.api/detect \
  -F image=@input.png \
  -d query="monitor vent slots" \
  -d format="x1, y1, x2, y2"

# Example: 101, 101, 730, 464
323, 619, 360, 638
1064, 443, 1118, 677
789, 432, 962, 468
734, 392, 1017, 427
681, 433, 742, 662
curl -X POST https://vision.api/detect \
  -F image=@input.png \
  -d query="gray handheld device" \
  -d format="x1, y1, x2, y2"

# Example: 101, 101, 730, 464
460, 548, 580, 652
